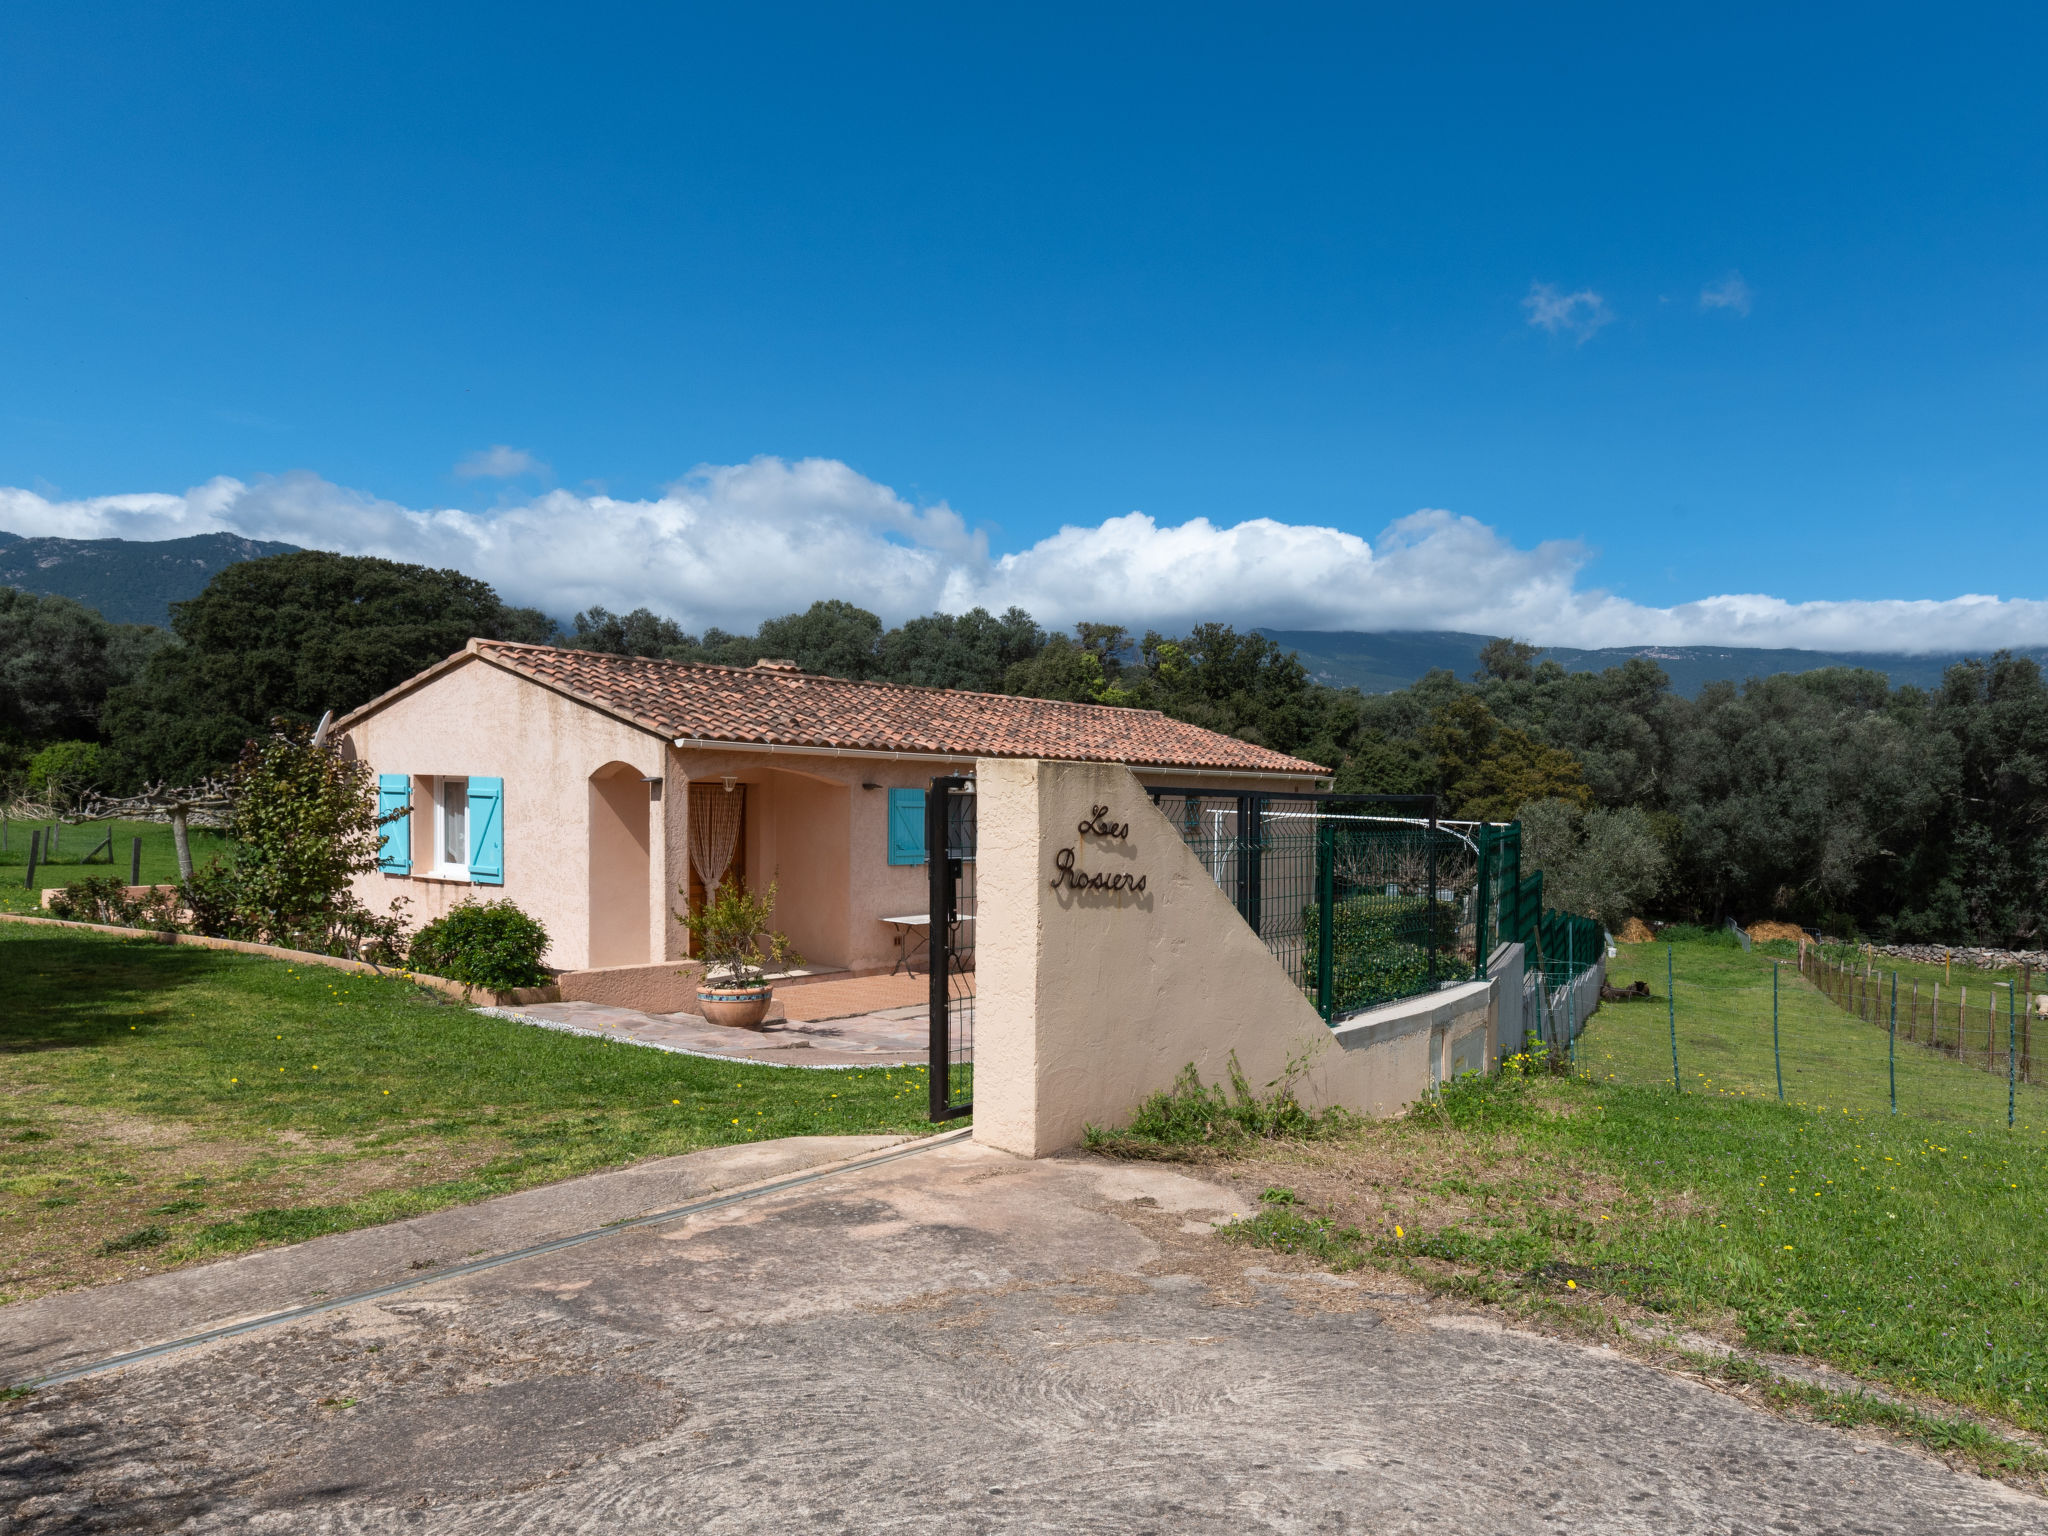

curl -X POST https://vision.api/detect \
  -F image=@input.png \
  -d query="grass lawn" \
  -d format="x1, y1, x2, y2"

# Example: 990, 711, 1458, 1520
0, 924, 952, 1304
1586, 938, 2048, 1131
0, 817, 233, 916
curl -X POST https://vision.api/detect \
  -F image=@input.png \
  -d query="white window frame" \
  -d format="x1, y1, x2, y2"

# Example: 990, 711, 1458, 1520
423, 775, 472, 881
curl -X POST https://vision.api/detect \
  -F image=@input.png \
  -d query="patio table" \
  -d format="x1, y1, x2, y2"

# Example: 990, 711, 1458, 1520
880, 914, 931, 976
879, 913, 975, 976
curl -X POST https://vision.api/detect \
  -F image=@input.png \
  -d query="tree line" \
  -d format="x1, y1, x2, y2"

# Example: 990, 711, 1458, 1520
4, 551, 2044, 946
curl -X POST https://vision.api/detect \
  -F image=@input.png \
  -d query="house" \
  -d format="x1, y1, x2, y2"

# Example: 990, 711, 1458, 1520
333, 639, 1328, 1000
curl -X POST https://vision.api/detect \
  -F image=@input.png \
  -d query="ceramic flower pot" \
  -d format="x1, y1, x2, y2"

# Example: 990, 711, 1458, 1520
697, 984, 773, 1029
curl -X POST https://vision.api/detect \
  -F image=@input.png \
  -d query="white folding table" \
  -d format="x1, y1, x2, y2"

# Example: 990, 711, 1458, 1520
880, 912, 975, 976
880, 914, 931, 976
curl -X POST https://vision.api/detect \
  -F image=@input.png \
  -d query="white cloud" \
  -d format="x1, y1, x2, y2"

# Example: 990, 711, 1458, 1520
1700, 272, 1754, 316
3, 459, 2046, 655
1523, 282, 1613, 342
454, 444, 547, 479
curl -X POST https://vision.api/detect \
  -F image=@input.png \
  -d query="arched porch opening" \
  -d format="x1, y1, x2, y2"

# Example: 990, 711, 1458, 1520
589, 761, 651, 968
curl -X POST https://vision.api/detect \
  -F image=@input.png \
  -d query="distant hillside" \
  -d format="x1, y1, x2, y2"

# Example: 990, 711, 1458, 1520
1257, 629, 2048, 698
0, 529, 302, 626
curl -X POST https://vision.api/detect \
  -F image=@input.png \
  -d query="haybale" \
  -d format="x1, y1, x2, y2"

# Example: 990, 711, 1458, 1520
1746, 920, 1807, 943
1615, 917, 1655, 945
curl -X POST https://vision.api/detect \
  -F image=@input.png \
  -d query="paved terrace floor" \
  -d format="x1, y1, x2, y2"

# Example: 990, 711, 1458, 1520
5, 1134, 2036, 1533
480, 971, 975, 1068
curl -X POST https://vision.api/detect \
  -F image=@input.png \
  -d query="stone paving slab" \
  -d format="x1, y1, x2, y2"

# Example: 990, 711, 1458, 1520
4, 1140, 2040, 1533
478, 998, 933, 1067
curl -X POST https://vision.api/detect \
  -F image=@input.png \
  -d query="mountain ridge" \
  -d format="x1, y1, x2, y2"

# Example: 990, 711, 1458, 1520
1257, 628, 2048, 698
0, 529, 304, 626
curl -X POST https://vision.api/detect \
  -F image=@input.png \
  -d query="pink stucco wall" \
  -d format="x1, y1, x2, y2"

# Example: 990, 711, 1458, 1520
340, 650, 1318, 979
337, 656, 669, 973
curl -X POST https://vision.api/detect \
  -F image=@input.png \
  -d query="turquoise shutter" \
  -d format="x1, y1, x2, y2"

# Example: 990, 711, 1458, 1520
887, 788, 926, 865
469, 777, 504, 885
377, 775, 411, 874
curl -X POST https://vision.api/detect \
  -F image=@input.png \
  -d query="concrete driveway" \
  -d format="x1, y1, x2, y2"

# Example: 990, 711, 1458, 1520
4, 1133, 2041, 1534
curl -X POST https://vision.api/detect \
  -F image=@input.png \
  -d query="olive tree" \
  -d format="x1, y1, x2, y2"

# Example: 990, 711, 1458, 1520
1518, 797, 1669, 932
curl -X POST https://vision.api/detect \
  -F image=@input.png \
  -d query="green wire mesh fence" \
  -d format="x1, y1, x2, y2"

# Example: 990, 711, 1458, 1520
1150, 793, 1606, 1030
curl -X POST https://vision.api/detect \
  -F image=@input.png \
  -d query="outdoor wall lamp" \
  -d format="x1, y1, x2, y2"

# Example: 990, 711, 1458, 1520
722, 775, 737, 793
641, 775, 663, 802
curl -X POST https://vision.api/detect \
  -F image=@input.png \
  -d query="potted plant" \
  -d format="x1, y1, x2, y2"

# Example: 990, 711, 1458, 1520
677, 877, 801, 1028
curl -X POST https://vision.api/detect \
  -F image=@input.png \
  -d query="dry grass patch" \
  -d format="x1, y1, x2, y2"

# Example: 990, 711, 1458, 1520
0, 1099, 508, 1300
1088, 1058, 2048, 1488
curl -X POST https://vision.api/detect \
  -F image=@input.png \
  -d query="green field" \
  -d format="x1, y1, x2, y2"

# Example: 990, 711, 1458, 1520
0, 924, 949, 1303
0, 817, 233, 915
1585, 939, 2048, 1132
1415, 1071, 2048, 1440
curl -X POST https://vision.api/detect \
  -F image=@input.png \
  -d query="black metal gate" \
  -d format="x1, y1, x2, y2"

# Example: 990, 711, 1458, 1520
925, 775, 975, 1121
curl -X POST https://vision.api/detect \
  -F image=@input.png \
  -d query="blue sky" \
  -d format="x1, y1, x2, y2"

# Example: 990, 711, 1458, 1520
4, 4, 2046, 647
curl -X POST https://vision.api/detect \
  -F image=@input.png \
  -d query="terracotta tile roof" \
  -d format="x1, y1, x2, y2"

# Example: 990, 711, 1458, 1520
454, 640, 1328, 775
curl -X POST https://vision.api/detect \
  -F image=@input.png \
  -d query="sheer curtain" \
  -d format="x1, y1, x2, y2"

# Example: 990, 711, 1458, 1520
688, 781, 745, 896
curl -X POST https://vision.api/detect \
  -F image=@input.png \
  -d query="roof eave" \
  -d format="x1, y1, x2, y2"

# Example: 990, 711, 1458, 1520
334, 639, 672, 742
669, 734, 1327, 779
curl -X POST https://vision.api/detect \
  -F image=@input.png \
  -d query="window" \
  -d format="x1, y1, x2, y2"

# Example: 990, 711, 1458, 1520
431, 776, 469, 878
379, 774, 502, 884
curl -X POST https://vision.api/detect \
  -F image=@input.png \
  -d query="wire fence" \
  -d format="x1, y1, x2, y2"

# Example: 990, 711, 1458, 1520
1151, 792, 1467, 1022
1579, 943, 2048, 1133
1150, 792, 1603, 1027
1804, 945, 2037, 1089
1475, 821, 1602, 994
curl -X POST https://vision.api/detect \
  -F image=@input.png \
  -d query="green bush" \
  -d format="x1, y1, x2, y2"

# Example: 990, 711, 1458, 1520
46, 874, 182, 931
46, 876, 137, 926
1301, 892, 1459, 1015
409, 899, 553, 990
25, 740, 109, 806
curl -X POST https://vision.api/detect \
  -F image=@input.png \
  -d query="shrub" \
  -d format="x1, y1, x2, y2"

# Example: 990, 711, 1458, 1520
1301, 893, 1459, 1015
48, 875, 188, 934
409, 899, 553, 990
179, 858, 249, 941
46, 876, 139, 926
222, 725, 391, 949
171, 723, 412, 960
25, 740, 110, 808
